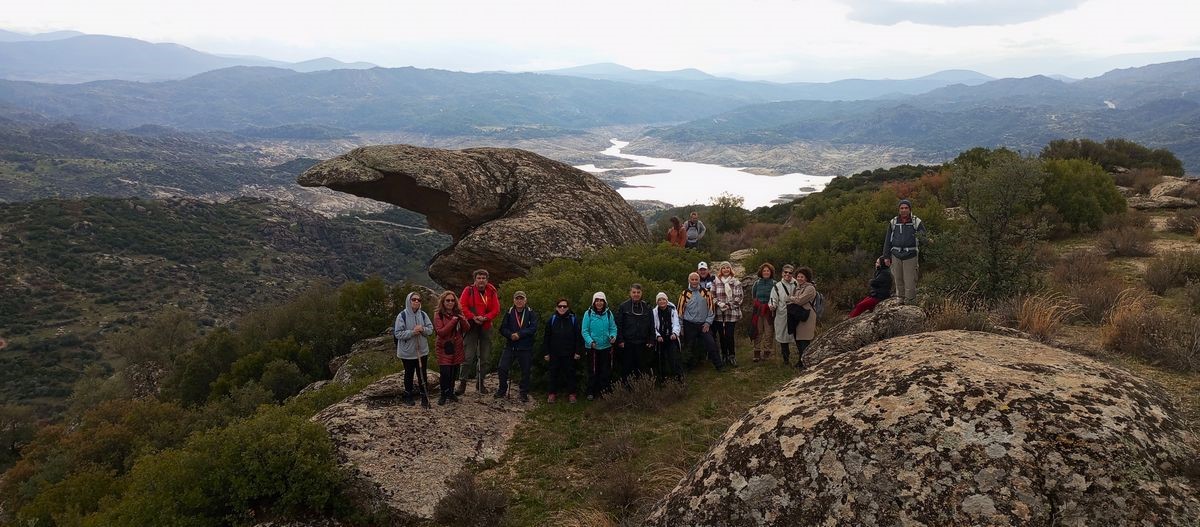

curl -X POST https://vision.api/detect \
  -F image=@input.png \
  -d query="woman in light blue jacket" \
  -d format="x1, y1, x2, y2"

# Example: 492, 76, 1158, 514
394, 291, 433, 407
581, 292, 617, 400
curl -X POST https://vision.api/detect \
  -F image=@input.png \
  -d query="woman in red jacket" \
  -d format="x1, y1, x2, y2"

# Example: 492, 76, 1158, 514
434, 290, 471, 405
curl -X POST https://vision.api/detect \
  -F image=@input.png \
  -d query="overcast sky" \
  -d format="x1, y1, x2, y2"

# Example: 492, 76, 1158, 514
3, 0, 1198, 81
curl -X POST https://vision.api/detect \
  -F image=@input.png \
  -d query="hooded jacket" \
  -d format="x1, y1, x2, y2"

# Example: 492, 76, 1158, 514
882, 214, 927, 261
459, 282, 501, 331
394, 292, 433, 359
582, 304, 617, 350
499, 305, 539, 351
653, 302, 681, 340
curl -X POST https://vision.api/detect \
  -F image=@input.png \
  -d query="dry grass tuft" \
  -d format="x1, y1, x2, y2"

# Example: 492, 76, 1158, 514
925, 296, 993, 332
433, 471, 510, 527
1166, 209, 1200, 235
1072, 279, 1127, 325
1144, 252, 1200, 294
1012, 292, 1081, 342
596, 428, 639, 462
548, 508, 619, 527
598, 375, 688, 413
1103, 289, 1200, 373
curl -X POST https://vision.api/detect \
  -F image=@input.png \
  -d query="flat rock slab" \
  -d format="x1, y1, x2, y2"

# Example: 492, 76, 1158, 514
313, 373, 531, 522
1128, 195, 1197, 210
646, 330, 1200, 526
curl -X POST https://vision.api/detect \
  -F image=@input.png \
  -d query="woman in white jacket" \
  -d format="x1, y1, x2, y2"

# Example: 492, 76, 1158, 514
769, 264, 798, 366
652, 292, 683, 383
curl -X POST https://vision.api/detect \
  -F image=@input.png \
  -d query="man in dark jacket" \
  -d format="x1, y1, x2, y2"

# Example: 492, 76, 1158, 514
882, 199, 928, 304
615, 283, 656, 388
543, 298, 582, 403
497, 290, 538, 402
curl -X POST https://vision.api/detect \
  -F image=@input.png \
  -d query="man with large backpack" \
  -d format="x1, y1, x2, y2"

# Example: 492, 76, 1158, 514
457, 269, 501, 395
882, 199, 928, 304
684, 211, 706, 249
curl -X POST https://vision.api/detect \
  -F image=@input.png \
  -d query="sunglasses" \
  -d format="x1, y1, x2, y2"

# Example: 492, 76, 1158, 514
411, 298, 422, 302
556, 305, 569, 309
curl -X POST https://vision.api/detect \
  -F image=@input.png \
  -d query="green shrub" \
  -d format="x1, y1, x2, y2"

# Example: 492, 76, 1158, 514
84, 407, 346, 527
1040, 138, 1184, 177
1040, 159, 1126, 232
931, 149, 1048, 301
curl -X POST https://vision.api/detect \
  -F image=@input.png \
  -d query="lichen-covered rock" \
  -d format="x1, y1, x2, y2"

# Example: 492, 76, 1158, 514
328, 335, 395, 384
313, 373, 530, 522
299, 145, 650, 288
645, 330, 1200, 526
1150, 177, 1191, 198
803, 297, 926, 366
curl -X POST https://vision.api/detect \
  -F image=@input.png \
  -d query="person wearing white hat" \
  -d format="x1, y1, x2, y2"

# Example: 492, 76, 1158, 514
696, 261, 715, 292
581, 291, 618, 400
653, 291, 683, 383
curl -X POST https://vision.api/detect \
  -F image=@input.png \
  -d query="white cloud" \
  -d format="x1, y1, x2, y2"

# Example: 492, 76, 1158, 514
842, 0, 1088, 27
0, 0, 1197, 80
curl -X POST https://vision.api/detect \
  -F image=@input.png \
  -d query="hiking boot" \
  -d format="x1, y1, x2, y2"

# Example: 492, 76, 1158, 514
727, 355, 737, 367
450, 394, 460, 403
568, 394, 577, 403
547, 393, 557, 403
454, 379, 466, 396
493, 390, 506, 399
437, 395, 447, 406
401, 391, 415, 406
519, 393, 530, 403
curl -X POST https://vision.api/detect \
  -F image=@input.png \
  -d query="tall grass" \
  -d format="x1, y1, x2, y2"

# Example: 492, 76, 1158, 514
1011, 292, 1081, 342
433, 471, 510, 527
924, 296, 993, 332
1144, 252, 1200, 294
1103, 289, 1200, 373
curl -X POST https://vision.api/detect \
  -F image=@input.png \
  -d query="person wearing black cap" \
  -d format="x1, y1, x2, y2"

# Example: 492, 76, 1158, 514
496, 290, 538, 402
882, 198, 927, 304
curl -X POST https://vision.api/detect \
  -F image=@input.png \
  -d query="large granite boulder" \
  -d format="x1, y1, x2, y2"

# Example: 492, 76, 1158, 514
299, 145, 651, 288
313, 373, 530, 523
803, 298, 927, 366
646, 330, 1200, 526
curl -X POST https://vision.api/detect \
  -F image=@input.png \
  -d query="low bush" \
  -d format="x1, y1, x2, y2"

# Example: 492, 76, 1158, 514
1012, 293, 1081, 342
595, 464, 645, 519
1185, 281, 1200, 314
1050, 250, 1110, 286
1144, 252, 1200, 294
1166, 209, 1200, 235
1072, 279, 1128, 324
1113, 168, 1164, 194
599, 375, 688, 414
925, 296, 993, 332
716, 222, 786, 253
1104, 289, 1200, 372
1097, 226, 1155, 257
433, 471, 510, 527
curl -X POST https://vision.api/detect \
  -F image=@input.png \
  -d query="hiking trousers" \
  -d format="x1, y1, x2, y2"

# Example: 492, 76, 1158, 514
462, 325, 492, 380
891, 256, 919, 303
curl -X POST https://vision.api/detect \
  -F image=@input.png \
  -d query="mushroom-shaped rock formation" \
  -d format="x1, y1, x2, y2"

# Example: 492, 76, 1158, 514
645, 330, 1200, 526
803, 297, 927, 367
299, 145, 651, 288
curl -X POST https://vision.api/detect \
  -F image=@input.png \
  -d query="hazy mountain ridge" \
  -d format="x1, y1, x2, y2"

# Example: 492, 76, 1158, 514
541, 63, 996, 102
0, 33, 378, 83
0, 66, 744, 133
646, 58, 1200, 172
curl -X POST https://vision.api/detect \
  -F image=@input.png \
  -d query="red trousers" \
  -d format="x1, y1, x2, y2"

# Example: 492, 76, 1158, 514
848, 296, 881, 318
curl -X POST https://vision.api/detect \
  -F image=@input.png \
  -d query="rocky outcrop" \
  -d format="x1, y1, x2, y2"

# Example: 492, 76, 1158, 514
328, 335, 395, 384
803, 298, 927, 366
299, 145, 651, 288
1128, 195, 1198, 210
313, 373, 531, 522
1150, 177, 1192, 198
646, 330, 1200, 526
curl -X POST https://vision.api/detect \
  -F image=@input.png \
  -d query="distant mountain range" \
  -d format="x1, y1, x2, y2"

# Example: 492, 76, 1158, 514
0, 31, 377, 83
646, 58, 1200, 172
0, 66, 745, 133
539, 62, 996, 102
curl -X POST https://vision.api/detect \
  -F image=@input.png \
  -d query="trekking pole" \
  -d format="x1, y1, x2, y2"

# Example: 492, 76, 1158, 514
476, 331, 484, 394
416, 355, 431, 408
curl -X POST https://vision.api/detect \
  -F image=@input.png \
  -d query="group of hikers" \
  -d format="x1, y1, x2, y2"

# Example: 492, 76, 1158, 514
392, 200, 927, 407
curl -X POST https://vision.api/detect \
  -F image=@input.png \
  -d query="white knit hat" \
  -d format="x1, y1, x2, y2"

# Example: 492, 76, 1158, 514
655, 292, 668, 301
592, 291, 607, 303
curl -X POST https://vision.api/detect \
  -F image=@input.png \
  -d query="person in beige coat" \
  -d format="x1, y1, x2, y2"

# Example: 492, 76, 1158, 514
789, 266, 818, 370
